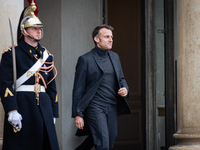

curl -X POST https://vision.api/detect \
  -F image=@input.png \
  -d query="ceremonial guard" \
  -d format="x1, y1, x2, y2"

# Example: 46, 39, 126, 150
0, 0, 59, 149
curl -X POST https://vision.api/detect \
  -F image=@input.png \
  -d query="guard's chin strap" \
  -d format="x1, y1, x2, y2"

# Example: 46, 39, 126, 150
23, 28, 43, 41
23, 29, 34, 39
27, 34, 35, 40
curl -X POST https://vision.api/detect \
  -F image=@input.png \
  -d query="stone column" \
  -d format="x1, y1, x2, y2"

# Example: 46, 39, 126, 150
169, 1, 200, 149
0, 0, 23, 148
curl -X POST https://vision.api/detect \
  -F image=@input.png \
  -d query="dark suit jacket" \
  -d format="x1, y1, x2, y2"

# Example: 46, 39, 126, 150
72, 47, 131, 120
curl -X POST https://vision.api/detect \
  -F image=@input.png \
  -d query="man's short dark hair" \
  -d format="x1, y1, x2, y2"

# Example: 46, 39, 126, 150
92, 24, 114, 44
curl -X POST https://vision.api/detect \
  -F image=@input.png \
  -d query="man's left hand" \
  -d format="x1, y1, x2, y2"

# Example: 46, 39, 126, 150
118, 87, 128, 97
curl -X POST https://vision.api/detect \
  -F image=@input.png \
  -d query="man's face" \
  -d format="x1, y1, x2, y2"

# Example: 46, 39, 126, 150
25, 27, 42, 41
95, 28, 113, 50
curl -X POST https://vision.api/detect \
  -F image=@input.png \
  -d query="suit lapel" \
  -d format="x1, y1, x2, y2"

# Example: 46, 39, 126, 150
92, 48, 120, 80
109, 51, 120, 79
92, 48, 104, 72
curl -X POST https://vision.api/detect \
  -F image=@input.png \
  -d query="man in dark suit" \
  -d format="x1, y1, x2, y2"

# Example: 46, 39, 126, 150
72, 24, 131, 150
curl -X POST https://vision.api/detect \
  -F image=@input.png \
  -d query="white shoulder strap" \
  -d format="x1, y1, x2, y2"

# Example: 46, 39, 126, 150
16, 50, 49, 89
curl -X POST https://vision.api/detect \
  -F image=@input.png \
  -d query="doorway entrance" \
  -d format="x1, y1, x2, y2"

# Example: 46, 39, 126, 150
106, 0, 176, 150
107, 0, 142, 149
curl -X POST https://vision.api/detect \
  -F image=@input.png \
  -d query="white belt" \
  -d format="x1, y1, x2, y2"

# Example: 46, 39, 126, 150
16, 85, 46, 92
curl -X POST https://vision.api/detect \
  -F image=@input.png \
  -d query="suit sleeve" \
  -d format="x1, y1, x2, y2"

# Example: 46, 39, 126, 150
46, 56, 59, 118
117, 54, 129, 98
72, 56, 87, 118
0, 51, 18, 113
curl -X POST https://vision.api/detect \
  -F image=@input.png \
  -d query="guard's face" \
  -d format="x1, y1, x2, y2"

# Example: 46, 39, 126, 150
26, 27, 43, 40
95, 28, 113, 50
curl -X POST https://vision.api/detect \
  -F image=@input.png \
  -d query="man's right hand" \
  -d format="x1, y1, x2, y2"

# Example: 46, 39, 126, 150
75, 116, 84, 130
8, 110, 22, 131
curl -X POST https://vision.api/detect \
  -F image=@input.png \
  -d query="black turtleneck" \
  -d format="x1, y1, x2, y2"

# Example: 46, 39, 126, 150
90, 46, 118, 107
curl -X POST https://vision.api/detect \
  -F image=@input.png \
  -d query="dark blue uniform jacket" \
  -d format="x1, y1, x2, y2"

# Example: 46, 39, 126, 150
0, 40, 59, 150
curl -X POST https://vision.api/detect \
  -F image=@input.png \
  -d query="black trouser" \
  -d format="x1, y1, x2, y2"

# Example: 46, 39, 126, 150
86, 104, 118, 150
75, 135, 94, 150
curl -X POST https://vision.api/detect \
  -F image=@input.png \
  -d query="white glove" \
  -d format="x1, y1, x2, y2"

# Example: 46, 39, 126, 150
8, 110, 22, 131
54, 118, 56, 124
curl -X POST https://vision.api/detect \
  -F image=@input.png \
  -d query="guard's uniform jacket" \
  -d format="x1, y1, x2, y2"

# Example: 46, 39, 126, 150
0, 40, 59, 150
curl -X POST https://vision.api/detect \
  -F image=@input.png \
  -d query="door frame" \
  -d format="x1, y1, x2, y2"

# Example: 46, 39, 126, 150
142, 0, 157, 149
142, 0, 176, 149
164, 0, 176, 147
